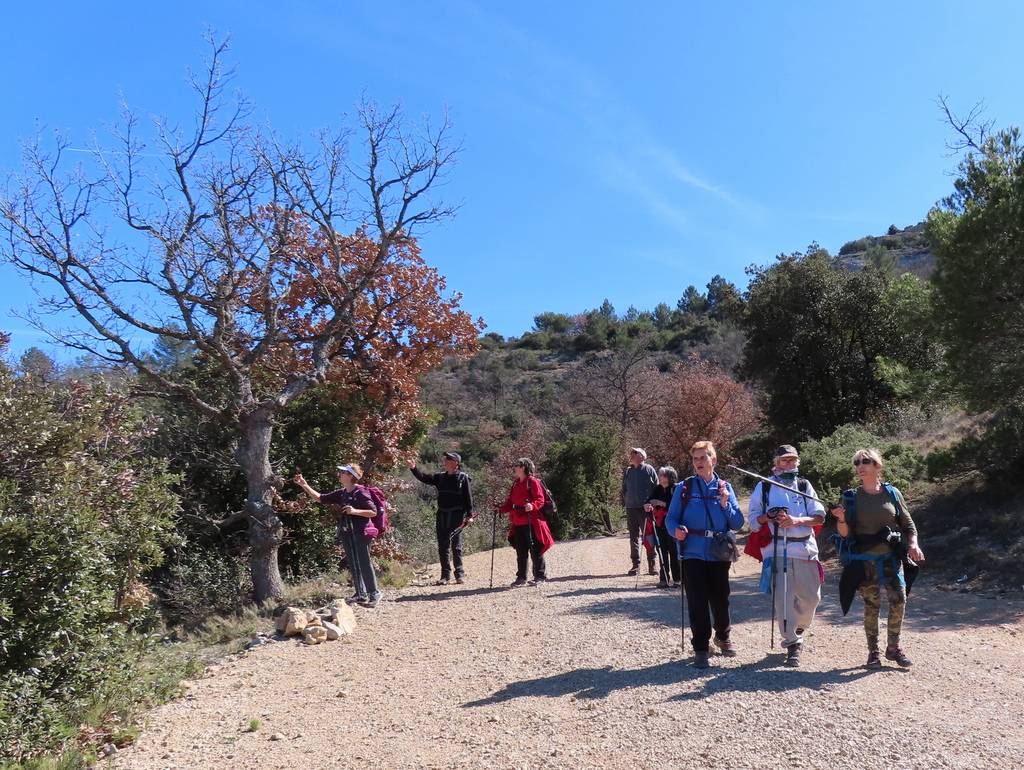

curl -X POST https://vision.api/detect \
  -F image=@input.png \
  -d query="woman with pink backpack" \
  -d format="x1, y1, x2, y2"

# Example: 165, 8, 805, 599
294, 463, 383, 608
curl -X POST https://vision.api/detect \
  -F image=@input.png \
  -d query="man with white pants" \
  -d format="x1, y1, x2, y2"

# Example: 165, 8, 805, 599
748, 445, 825, 667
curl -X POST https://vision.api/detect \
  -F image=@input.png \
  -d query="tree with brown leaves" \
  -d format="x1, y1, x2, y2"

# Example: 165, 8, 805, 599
0, 39, 481, 601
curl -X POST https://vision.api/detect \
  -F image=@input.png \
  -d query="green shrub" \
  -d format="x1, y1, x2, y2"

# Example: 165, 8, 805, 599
798, 423, 926, 502
0, 367, 179, 762
544, 426, 620, 537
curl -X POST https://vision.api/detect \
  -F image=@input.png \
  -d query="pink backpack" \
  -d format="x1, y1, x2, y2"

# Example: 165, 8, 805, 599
358, 485, 390, 539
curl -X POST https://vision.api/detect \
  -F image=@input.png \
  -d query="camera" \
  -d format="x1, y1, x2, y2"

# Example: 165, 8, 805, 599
766, 506, 788, 521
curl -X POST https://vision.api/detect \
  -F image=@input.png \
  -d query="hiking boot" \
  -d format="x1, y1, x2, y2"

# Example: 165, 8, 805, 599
785, 643, 801, 667
866, 649, 882, 669
626, 566, 639, 576
510, 578, 528, 588
656, 580, 669, 589
434, 577, 450, 586
647, 560, 657, 576
885, 646, 913, 668
359, 596, 380, 609
693, 651, 711, 669
713, 636, 737, 657
533, 576, 548, 584
344, 594, 367, 605
454, 576, 465, 585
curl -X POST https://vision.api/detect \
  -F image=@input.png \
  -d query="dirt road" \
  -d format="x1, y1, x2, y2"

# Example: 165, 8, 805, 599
114, 536, 1024, 769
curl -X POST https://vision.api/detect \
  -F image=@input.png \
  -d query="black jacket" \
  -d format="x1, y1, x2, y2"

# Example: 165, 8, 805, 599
411, 467, 473, 514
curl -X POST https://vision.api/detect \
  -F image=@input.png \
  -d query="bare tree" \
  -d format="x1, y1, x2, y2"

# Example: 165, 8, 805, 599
570, 340, 661, 440
0, 38, 477, 601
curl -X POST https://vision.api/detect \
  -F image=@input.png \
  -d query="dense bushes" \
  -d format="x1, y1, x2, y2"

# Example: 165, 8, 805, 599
798, 423, 927, 502
0, 365, 179, 761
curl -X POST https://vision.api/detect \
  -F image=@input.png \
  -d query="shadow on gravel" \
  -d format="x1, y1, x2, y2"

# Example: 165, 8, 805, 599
811, 577, 1024, 632
667, 657, 880, 701
567, 567, 1024, 635
542, 573, 621, 584
462, 657, 884, 707
462, 661, 684, 706
395, 586, 500, 603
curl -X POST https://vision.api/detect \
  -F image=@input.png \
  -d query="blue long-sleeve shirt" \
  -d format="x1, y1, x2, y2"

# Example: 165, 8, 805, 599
665, 473, 744, 561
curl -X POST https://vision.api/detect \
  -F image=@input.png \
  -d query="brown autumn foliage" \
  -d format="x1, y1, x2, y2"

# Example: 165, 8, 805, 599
635, 358, 762, 470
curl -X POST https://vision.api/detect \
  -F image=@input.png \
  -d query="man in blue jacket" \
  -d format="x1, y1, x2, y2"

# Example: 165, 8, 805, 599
666, 440, 744, 669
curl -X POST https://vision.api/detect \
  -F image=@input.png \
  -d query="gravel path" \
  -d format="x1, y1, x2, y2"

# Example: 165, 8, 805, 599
114, 535, 1024, 769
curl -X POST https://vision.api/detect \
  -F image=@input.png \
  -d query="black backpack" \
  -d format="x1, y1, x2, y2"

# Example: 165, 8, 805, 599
538, 478, 558, 521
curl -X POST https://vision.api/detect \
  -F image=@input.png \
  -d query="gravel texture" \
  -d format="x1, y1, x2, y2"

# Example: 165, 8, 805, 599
114, 535, 1024, 769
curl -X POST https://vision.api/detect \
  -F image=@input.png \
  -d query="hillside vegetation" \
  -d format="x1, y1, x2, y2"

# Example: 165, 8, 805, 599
2, 80, 1024, 766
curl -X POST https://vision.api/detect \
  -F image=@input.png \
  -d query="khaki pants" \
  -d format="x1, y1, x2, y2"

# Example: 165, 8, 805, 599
771, 557, 822, 647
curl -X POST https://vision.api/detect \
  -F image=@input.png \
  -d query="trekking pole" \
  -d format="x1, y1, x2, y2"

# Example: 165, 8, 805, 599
769, 518, 780, 651
649, 510, 667, 584
679, 552, 687, 657
489, 510, 498, 589
724, 465, 827, 505
781, 528, 790, 642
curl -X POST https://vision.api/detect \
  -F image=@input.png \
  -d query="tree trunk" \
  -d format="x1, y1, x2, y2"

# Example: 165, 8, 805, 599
237, 409, 285, 602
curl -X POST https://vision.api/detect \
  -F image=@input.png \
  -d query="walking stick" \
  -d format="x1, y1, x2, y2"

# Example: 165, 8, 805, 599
489, 510, 498, 589
648, 509, 667, 584
724, 465, 827, 505
679, 549, 687, 657
769, 518, 780, 650
781, 528, 790, 641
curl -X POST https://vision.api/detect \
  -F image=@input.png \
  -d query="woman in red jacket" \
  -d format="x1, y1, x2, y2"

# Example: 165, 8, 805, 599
498, 457, 555, 587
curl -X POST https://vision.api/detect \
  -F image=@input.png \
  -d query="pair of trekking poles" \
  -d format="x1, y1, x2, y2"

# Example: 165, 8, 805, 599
725, 464, 829, 652
634, 508, 689, 655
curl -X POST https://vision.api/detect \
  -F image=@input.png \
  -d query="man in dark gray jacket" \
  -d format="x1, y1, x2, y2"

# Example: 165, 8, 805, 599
621, 447, 658, 576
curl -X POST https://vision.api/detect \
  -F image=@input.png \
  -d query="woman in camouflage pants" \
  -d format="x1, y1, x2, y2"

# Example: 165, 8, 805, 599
831, 448, 926, 668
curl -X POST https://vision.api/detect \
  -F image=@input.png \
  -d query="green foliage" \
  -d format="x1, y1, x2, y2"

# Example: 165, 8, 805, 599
798, 423, 927, 502
927, 127, 1024, 414
543, 426, 621, 537
741, 246, 940, 440
0, 366, 179, 761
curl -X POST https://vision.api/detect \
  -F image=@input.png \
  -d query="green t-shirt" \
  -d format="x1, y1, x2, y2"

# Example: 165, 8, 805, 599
853, 486, 917, 555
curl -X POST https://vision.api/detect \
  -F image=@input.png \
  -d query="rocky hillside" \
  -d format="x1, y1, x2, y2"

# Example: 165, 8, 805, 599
835, 222, 935, 277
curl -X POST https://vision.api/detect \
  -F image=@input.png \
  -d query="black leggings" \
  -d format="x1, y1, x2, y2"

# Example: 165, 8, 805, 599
682, 559, 732, 652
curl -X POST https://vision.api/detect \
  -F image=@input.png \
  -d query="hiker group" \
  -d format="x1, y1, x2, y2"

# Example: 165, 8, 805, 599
294, 439, 925, 671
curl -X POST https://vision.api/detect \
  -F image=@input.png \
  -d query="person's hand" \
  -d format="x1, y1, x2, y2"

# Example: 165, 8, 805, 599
524, 502, 534, 512
717, 483, 730, 509
643, 503, 653, 513
830, 505, 846, 523
407, 458, 417, 469
674, 527, 688, 541
776, 511, 796, 529
293, 472, 307, 487
340, 505, 354, 515
909, 544, 925, 562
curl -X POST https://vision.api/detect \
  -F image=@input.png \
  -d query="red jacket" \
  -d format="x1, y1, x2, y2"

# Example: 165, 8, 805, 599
499, 476, 555, 554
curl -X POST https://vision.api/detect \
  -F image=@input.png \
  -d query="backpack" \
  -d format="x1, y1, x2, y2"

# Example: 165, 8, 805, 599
358, 484, 390, 539
538, 478, 557, 521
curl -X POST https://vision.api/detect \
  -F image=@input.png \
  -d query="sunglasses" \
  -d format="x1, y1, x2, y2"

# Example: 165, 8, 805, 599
853, 458, 877, 467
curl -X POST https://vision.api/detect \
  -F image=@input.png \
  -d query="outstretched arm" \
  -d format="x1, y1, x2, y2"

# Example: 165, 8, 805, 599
293, 473, 322, 501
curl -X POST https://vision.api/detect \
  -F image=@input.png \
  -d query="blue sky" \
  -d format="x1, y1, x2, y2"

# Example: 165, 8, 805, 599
2, 1, 1023, 357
